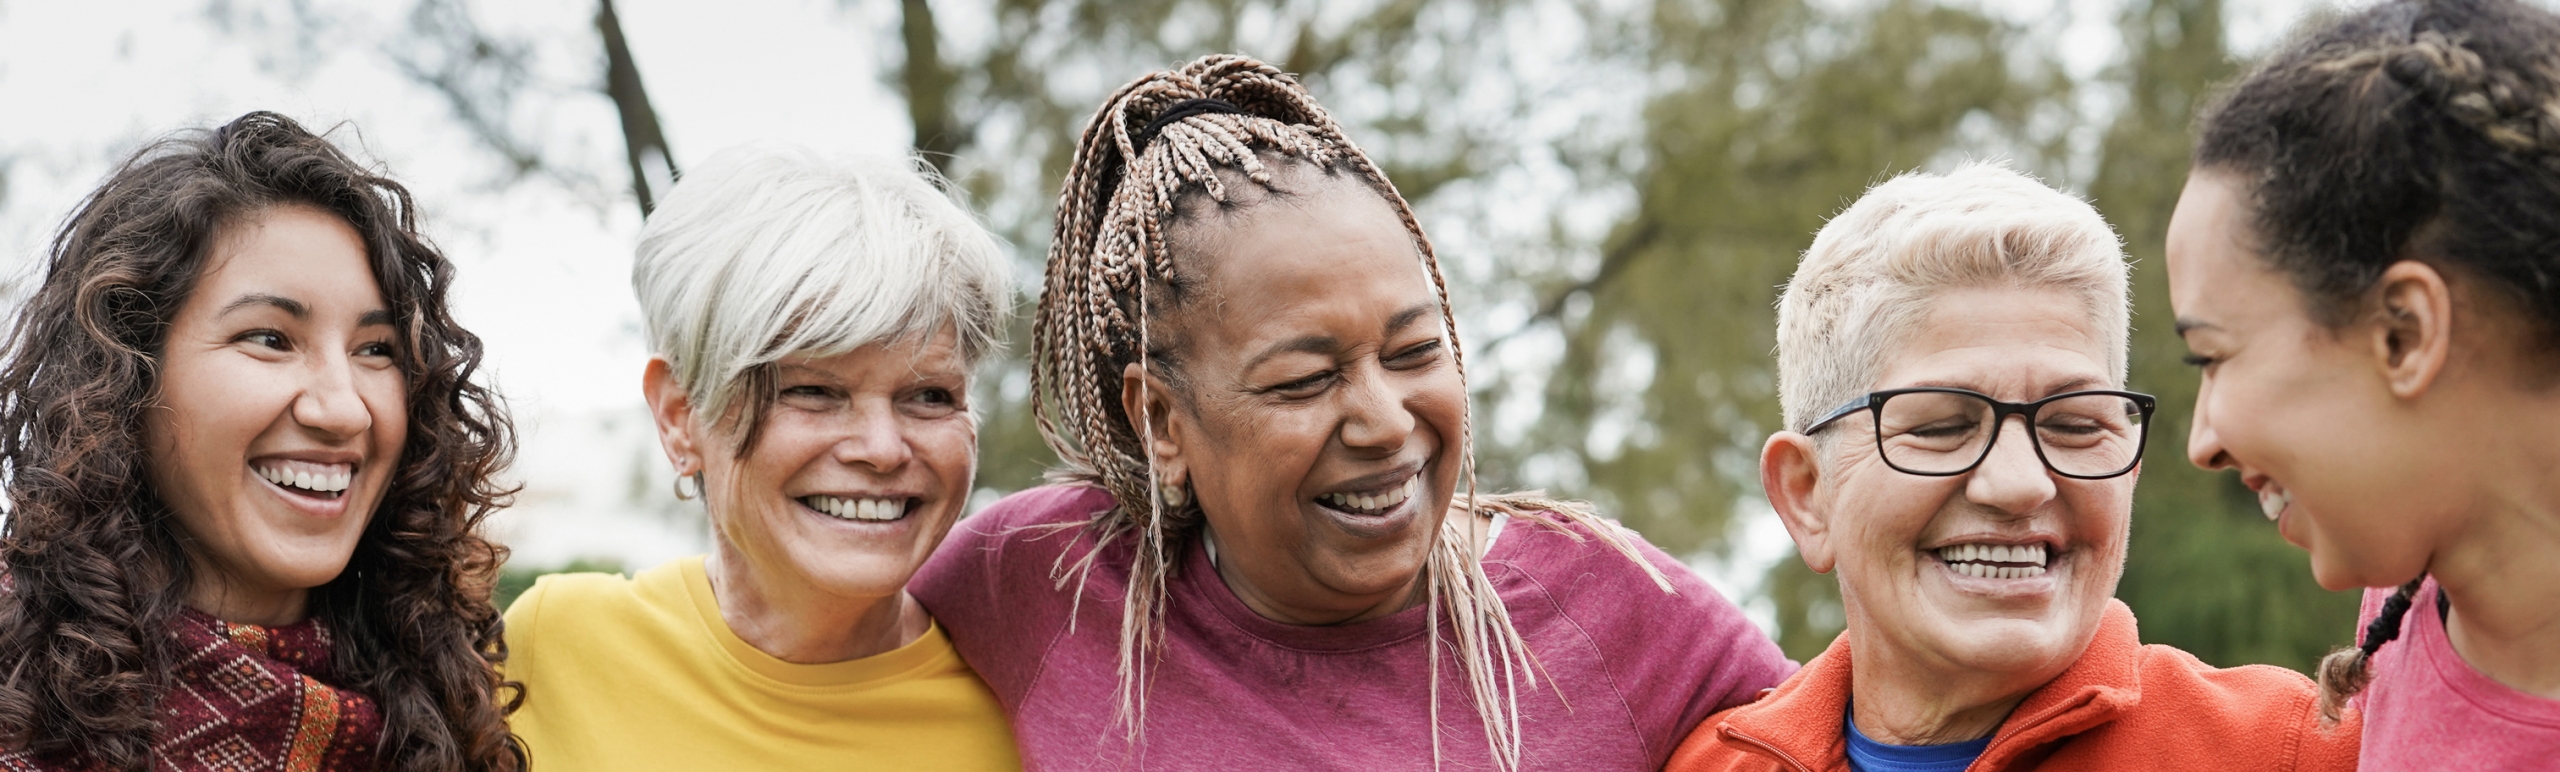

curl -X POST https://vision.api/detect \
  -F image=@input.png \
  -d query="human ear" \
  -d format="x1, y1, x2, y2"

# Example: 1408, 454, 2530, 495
643, 357, 703, 474
2368, 260, 2455, 400
1762, 432, 1835, 574
1120, 362, 1187, 485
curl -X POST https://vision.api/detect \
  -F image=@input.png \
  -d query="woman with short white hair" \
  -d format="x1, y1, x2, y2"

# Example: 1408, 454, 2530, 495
503, 145, 1021, 770
1667, 163, 2359, 772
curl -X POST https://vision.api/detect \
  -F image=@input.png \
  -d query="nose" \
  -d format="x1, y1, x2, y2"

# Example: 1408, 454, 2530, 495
833, 399, 914, 472
1965, 416, 2056, 516
1336, 364, 1415, 455
291, 350, 375, 440
2186, 394, 2232, 471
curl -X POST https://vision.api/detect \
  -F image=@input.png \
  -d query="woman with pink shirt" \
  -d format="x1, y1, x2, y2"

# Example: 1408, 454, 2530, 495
909, 55, 1791, 771
2165, 0, 2560, 768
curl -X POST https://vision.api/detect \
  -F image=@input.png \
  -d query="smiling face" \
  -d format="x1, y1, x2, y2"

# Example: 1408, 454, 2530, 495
1134, 180, 1466, 626
2166, 171, 2455, 590
674, 327, 980, 605
144, 204, 407, 626
1781, 286, 2133, 694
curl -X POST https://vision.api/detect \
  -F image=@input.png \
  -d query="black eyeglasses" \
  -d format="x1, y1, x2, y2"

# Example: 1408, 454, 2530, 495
1804, 387, 2157, 479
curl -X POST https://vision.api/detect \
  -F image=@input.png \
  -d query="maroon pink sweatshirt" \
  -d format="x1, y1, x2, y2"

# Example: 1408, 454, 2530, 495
912, 485, 1794, 771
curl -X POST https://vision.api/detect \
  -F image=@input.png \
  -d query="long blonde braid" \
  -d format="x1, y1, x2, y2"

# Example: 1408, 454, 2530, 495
1029, 55, 1671, 770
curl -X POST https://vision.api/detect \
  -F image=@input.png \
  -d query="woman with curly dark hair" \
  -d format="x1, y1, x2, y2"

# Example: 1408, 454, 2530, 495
0, 112, 524, 771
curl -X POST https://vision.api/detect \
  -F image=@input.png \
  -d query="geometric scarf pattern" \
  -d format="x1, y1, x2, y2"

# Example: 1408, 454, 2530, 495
0, 609, 385, 771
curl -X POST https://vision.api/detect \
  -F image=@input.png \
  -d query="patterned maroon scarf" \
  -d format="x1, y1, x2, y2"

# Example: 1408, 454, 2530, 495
1, 609, 386, 771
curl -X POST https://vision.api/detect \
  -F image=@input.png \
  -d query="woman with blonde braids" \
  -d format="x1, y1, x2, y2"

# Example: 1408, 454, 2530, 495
911, 55, 1791, 771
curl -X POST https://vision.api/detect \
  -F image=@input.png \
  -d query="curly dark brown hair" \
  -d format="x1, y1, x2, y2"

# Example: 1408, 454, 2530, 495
0, 112, 525, 771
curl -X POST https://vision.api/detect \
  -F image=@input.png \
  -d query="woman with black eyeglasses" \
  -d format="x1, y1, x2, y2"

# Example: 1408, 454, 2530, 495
1664, 163, 2360, 772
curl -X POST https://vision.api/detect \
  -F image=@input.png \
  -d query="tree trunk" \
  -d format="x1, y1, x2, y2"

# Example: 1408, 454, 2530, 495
599, 0, 675, 215
901, 0, 966, 173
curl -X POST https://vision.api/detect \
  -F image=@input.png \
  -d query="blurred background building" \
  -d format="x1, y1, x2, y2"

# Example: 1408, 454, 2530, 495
0, 0, 2401, 669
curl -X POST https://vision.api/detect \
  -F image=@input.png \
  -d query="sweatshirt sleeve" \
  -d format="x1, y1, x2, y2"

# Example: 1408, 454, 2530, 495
2292, 699, 2363, 771
1525, 519, 1796, 767
910, 485, 1112, 707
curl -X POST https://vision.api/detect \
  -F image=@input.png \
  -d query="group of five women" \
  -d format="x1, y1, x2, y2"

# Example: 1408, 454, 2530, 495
1, 0, 2553, 769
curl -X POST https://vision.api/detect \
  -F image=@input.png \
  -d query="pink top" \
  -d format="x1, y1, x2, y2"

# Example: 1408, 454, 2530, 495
911, 485, 1794, 771
2356, 578, 2560, 771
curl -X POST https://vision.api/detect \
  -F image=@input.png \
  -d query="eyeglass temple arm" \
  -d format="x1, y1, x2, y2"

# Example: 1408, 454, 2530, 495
1803, 397, 1871, 433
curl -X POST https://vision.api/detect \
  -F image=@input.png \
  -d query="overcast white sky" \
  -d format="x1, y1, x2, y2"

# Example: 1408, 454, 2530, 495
0, 0, 2338, 616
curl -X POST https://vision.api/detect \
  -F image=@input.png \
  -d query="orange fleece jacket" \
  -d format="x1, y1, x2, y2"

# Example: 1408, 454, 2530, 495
1666, 600, 2360, 772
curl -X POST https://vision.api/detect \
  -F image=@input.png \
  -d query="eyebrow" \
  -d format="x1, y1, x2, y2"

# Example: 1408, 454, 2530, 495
1906, 376, 2104, 397
2172, 318, 2217, 335
221, 293, 306, 319
218, 293, 395, 327
1385, 303, 1436, 335
1240, 302, 1442, 373
1243, 334, 1342, 373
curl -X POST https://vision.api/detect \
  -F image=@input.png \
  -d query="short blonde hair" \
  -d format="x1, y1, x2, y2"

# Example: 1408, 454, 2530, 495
1776, 162, 2130, 434
633, 144, 1012, 428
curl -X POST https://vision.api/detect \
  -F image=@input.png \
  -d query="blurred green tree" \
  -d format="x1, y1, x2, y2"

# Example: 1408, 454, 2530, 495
2086, 0, 2360, 670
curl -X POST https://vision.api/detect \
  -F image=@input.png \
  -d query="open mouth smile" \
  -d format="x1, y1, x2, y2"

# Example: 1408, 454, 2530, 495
1933, 542, 2054, 579
254, 459, 352, 502
1316, 474, 1420, 516
800, 495, 918, 523
2254, 483, 2292, 522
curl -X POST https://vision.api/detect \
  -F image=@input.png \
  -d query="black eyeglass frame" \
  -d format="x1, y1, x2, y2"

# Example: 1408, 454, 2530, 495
1803, 387, 2159, 480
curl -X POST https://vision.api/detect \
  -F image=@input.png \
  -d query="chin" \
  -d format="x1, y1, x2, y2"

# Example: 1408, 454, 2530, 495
258, 540, 363, 588
798, 559, 920, 600
1941, 622, 2079, 675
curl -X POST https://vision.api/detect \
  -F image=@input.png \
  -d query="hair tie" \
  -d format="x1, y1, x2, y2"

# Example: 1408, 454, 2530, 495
1133, 98, 1245, 156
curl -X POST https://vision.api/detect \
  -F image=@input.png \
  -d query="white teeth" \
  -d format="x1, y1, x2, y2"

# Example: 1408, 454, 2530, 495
806, 496, 907, 522
2258, 487, 2291, 521
255, 463, 352, 494
1935, 542, 2051, 578
1320, 476, 1420, 514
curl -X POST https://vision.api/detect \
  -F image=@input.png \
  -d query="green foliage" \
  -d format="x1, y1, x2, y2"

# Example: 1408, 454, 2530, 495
495, 557, 626, 611
2088, 0, 2359, 671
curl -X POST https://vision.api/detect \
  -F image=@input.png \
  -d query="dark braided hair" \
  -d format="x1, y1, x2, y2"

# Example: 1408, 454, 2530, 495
2315, 579, 2429, 722
2196, 0, 2560, 364
0, 112, 525, 770
1031, 55, 1666, 770
2193, 0, 2560, 720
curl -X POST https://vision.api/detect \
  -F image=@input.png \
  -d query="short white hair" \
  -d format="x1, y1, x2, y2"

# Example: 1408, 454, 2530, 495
1776, 161, 2129, 434
633, 144, 1012, 424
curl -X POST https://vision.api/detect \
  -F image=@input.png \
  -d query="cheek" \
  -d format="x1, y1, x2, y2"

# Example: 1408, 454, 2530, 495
366, 376, 409, 459
915, 420, 979, 496
1407, 369, 1467, 441
147, 361, 277, 485
1194, 403, 1324, 485
740, 421, 834, 489
2062, 480, 2134, 560
1841, 475, 1956, 563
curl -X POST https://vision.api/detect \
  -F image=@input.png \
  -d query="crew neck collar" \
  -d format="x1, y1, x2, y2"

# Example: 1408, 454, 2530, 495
677, 556, 951, 689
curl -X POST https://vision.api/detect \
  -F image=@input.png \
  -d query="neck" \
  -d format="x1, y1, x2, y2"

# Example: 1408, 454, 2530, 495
184, 554, 310, 627
1844, 626, 2039, 745
704, 541, 921, 664
1203, 506, 1490, 626
2434, 394, 2560, 698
